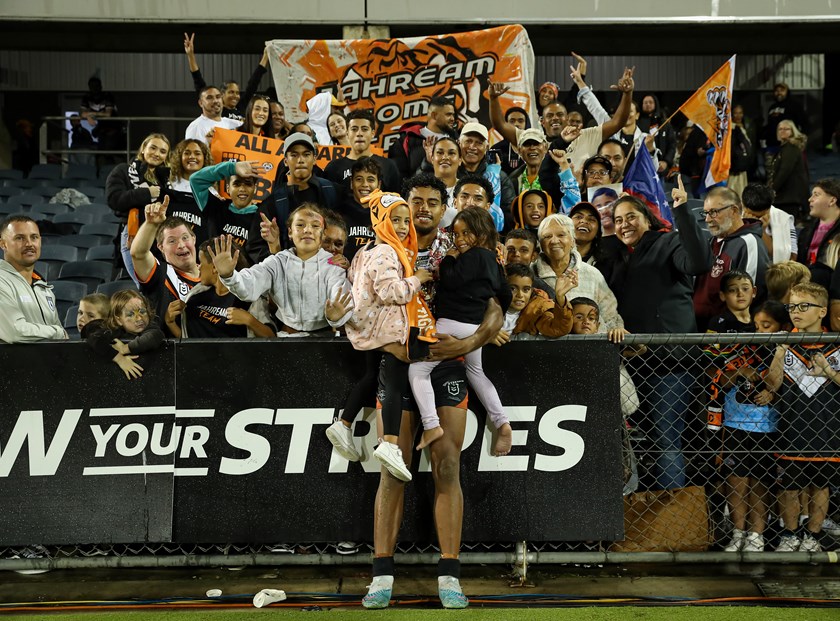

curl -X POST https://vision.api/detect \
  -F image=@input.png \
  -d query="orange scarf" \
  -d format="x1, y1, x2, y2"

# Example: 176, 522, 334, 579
363, 190, 437, 350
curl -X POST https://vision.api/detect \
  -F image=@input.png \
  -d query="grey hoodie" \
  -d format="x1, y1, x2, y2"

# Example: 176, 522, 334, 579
0, 259, 66, 343
221, 248, 351, 332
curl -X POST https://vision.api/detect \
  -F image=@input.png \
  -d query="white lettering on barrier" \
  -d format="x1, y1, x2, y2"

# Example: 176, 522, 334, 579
0, 409, 82, 476
0, 404, 590, 477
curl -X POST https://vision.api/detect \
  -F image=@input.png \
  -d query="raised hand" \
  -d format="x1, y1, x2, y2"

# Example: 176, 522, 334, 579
144, 194, 170, 226
208, 234, 240, 279
487, 82, 511, 100
610, 67, 635, 93
183, 32, 195, 55
548, 148, 570, 171
259, 212, 280, 253
671, 174, 688, 208
235, 160, 263, 178
423, 135, 436, 164
571, 52, 588, 77
325, 289, 353, 322
560, 125, 581, 143
555, 268, 578, 299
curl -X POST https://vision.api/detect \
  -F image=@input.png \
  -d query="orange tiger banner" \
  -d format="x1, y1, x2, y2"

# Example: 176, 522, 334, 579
209, 128, 372, 201
267, 25, 537, 151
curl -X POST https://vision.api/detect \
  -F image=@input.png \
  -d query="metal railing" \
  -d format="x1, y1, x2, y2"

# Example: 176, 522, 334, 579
39, 115, 194, 167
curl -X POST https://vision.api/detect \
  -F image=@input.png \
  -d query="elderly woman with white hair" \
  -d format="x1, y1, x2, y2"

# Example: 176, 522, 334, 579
532, 213, 625, 337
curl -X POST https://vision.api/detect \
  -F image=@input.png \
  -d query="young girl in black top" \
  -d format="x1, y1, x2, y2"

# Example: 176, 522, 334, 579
408, 207, 513, 455
82, 290, 165, 380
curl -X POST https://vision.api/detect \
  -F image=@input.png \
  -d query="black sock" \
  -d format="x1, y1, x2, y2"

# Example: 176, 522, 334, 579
438, 557, 460, 579
372, 556, 395, 577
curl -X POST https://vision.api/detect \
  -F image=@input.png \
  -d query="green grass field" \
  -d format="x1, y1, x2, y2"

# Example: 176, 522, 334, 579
1, 608, 837, 620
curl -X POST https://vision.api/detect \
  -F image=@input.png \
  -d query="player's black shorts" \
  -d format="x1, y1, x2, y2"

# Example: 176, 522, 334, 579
778, 459, 840, 490
377, 358, 468, 411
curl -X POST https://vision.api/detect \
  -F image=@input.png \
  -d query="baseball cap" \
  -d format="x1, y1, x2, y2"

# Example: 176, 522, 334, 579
517, 128, 547, 147
283, 132, 315, 155
461, 122, 489, 141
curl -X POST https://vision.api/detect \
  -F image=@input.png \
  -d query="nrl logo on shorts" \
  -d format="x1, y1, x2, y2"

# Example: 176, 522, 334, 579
705, 86, 731, 149
444, 380, 463, 397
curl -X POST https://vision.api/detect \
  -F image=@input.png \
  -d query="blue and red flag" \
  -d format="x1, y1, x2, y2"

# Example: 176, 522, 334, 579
622, 143, 674, 228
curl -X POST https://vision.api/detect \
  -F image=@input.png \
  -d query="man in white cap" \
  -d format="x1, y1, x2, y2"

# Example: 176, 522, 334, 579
458, 122, 516, 227
510, 128, 548, 194
247, 132, 339, 262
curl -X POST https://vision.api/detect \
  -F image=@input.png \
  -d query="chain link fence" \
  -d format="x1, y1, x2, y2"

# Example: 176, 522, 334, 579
2, 332, 839, 571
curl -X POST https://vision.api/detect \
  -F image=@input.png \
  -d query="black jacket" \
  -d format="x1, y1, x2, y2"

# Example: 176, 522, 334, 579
106, 160, 170, 223
597, 206, 710, 334
797, 217, 840, 290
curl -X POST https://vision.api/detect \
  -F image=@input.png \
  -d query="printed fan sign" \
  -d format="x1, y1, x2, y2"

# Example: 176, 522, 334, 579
209, 128, 360, 200
267, 25, 537, 149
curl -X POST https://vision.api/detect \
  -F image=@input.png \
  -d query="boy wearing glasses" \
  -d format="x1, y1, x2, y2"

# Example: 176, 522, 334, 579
691, 187, 771, 331
760, 282, 840, 552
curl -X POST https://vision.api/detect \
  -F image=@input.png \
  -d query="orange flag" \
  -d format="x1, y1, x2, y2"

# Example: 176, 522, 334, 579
677, 55, 736, 187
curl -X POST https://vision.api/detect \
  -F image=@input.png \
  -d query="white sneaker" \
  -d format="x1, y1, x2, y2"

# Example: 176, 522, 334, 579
742, 532, 765, 552
325, 421, 361, 462
800, 532, 822, 552
775, 534, 801, 552
724, 528, 747, 552
821, 516, 840, 537
373, 441, 412, 482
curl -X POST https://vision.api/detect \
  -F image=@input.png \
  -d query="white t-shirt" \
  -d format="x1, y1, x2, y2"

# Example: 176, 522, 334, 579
502, 310, 520, 333
565, 126, 604, 171
185, 116, 242, 144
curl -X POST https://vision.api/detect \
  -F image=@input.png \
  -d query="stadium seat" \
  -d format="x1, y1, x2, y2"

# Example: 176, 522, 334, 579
0, 186, 23, 201
85, 245, 115, 261
98, 164, 117, 182
0, 169, 24, 182
76, 203, 111, 218
57, 260, 114, 293
59, 234, 109, 250
40, 244, 80, 263
0, 203, 25, 216
53, 212, 96, 232
50, 281, 87, 320
35, 260, 62, 282
28, 163, 61, 181
5, 194, 45, 211
80, 222, 119, 239
33, 202, 70, 217
96, 280, 137, 297
27, 186, 62, 199
77, 186, 105, 201
64, 164, 98, 182
63, 305, 80, 339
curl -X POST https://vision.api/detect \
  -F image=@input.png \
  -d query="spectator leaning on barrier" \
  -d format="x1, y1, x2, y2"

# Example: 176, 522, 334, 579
212, 205, 351, 335
690, 186, 771, 332
130, 196, 201, 337
761, 282, 840, 553
597, 178, 711, 490
0, 215, 67, 343
533, 213, 624, 335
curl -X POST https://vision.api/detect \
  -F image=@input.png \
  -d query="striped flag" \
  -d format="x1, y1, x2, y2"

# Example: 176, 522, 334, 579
677, 55, 736, 189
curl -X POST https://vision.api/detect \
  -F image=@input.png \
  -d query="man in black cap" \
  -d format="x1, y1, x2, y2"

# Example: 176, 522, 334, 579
247, 132, 338, 262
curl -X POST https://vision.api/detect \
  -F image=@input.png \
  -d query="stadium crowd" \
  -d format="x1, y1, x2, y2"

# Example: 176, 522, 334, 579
1, 43, 840, 605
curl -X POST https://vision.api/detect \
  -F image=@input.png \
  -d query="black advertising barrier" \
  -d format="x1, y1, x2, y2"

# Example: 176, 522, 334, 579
0, 342, 176, 545
0, 339, 623, 546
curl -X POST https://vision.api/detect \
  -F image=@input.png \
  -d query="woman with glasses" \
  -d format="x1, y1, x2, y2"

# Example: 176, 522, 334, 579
597, 177, 711, 490
580, 155, 613, 197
